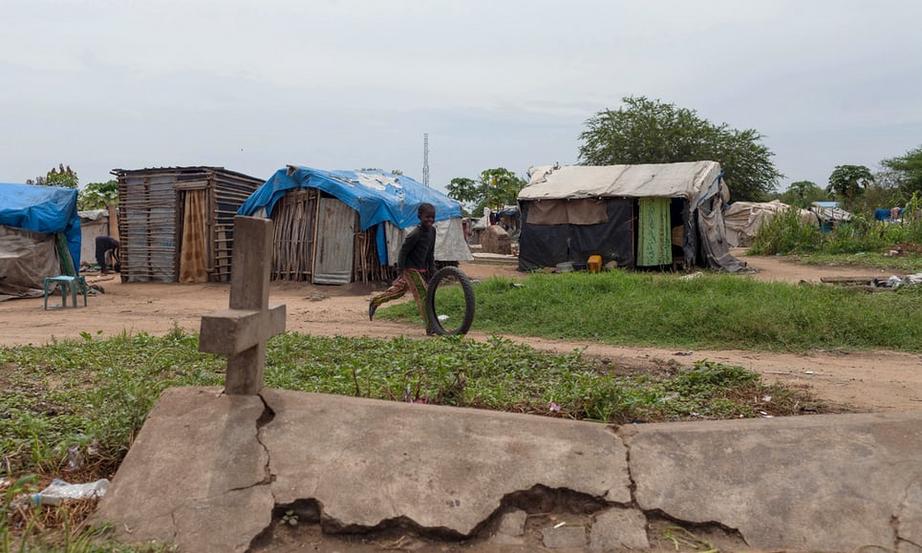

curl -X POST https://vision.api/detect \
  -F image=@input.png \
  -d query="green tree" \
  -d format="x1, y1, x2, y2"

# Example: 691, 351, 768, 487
780, 180, 827, 208
827, 165, 874, 207
78, 180, 119, 210
578, 96, 782, 201
446, 170, 526, 216
881, 145, 922, 197
446, 177, 479, 204
27, 163, 79, 188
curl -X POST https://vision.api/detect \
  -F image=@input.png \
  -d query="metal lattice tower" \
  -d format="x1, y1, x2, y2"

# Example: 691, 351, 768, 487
422, 133, 430, 187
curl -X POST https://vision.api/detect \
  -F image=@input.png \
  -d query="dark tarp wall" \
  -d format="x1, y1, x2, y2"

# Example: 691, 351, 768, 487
518, 199, 634, 271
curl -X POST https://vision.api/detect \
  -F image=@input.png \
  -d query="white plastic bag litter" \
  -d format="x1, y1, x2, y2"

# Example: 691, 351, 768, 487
31, 478, 109, 506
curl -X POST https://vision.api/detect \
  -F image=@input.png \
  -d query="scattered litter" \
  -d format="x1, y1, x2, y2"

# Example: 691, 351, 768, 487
758, 411, 774, 418
679, 272, 703, 280
30, 478, 109, 506
804, 370, 815, 375
0, 478, 9, 490
548, 402, 561, 413
553, 521, 567, 529
673, 351, 693, 356
437, 314, 449, 322
511, 282, 524, 288
66, 445, 83, 471
761, 395, 772, 403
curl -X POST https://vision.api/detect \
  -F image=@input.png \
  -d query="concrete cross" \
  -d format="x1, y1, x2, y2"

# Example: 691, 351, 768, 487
199, 216, 286, 395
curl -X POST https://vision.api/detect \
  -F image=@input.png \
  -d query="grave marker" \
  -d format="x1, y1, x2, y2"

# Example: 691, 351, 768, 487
200, 216, 285, 395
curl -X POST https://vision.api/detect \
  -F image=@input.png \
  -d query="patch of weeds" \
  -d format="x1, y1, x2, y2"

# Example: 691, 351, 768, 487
380, 271, 922, 352
2, 331, 827, 486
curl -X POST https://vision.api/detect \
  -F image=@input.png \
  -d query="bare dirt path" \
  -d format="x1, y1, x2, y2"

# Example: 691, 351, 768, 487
2, 261, 920, 412
734, 248, 898, 282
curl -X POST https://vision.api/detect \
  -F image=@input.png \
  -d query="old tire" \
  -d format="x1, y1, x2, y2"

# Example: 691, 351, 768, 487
425, 266, 475, 336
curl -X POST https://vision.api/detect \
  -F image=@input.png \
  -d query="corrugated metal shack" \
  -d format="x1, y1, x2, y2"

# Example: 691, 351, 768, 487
113, 167, 262, 283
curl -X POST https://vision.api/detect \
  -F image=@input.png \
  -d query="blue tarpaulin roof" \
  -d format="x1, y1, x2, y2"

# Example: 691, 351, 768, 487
0, 183, 81, 267
238, 166, 462, 231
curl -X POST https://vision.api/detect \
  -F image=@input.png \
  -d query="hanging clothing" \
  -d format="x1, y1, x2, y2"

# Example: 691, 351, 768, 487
637, 197, 672, 266
179, 189, 208, 283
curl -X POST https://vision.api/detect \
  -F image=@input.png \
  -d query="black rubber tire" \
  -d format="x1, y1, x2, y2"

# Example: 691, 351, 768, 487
425, 266, 475, 336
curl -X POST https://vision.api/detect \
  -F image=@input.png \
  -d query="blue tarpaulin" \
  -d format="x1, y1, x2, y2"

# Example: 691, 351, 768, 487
238, 166, 462, 231
0, 183, 81, 267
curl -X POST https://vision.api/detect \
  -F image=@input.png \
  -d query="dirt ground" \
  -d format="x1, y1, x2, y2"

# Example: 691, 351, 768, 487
2, 259, 920, 412
733, 248, 901, 282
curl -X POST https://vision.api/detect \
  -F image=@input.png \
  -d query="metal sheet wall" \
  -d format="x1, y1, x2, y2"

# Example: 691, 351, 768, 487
119, 173, 178, 282
312, 197, 356, 285
116, 167, 262, 283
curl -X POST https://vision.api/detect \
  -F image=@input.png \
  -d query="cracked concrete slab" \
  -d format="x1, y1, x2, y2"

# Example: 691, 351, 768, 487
95, 386, 922, 553
624, 412, 922, 552
93, 387, 273, 552
260, 389, 631, 536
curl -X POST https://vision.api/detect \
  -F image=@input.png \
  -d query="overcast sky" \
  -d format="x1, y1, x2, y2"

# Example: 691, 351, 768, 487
2, 0, 921, 195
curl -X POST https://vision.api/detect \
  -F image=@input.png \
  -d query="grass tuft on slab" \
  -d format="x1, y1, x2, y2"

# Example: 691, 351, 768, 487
381, 271, 922, 351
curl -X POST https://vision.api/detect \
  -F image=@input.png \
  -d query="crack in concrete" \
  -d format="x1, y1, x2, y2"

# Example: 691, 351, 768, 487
893, 477, 922, 552
612, 424, 750, 547
169, 511, 179, 543
249, 393, 276, 498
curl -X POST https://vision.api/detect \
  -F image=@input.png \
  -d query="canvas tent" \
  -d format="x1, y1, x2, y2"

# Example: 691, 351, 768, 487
113, 167, 262, 283
238, 166, 472, 284
724, 200, 819, 247
517, 161, 745, 272
0, 183, 80, 300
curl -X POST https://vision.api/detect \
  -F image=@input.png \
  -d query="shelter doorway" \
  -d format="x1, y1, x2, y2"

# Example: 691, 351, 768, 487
313, 197, 356, 285
177, 188, 209, 283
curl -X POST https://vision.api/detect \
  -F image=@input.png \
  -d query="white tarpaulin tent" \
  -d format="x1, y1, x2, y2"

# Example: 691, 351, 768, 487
724, 200, 819, 247
522, 161, 724, 203
518, 161, 746, 272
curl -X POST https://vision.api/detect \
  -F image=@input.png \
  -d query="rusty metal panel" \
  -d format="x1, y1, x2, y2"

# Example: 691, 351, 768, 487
119, 172, 178, 282
312, 197, 355, 285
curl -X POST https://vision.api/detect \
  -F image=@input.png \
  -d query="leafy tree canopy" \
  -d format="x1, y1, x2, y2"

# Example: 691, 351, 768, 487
78, 180, 118, 210
578, 96, 782, 201
778, 180, 828, 209
881, 145, 922, 197
27, 164, 79, 188
446, 168, 526, 216
827, 165, 874, 207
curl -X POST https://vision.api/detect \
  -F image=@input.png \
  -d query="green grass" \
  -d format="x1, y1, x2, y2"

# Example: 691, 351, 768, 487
382, 272, 922, 351
1, 330, 819, 480
0, 330, 828, 551
793, 251, 922, 273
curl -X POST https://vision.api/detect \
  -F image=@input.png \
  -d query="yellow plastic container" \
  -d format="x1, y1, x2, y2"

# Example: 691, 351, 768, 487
587, 255, 603, 273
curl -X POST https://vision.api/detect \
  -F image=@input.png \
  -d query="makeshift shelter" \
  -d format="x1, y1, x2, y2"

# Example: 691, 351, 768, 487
113, 167, 262, 283
811, 201, 853, 231
0, 183, 80, 300
724, 200, 819, 247
238, 166, 472, 284
517, 161, 744, 271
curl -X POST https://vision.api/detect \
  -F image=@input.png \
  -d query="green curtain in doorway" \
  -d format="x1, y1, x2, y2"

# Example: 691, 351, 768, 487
637, 197, 672, 266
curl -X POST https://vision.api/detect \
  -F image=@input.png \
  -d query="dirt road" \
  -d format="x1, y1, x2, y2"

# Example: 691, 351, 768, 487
735, 248, 899, 282
2, 261, 920, 412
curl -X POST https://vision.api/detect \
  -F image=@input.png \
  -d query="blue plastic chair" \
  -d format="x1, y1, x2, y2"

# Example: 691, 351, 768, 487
42, 276, 88, 309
